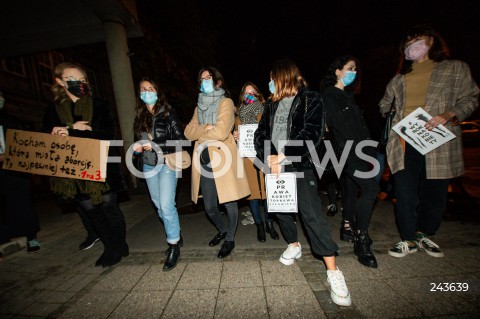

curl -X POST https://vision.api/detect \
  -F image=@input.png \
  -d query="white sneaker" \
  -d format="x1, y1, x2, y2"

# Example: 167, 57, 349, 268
327, 268, 352, 307
279, 243, 302, 265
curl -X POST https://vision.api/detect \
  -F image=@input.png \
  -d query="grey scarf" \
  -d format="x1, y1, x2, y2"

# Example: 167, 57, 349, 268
197, 88, 225, 125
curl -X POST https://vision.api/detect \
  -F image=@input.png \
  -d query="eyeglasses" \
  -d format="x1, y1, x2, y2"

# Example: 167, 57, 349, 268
62, 76, 87, 83
201, 74, 212, 81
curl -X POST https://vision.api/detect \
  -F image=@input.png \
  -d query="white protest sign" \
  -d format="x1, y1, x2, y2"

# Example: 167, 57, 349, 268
265, 173, 298, 213
238, 124, 258, 158
392, 107, 456, 155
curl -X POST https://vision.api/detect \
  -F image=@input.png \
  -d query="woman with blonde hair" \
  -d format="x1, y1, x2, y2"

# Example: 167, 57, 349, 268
43, 62, 128, 267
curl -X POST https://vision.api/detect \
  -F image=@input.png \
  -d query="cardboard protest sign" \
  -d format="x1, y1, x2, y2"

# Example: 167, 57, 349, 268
2, 129, 109, 181
392, 107, 456, 155
238, 124, 258, 158
265, 173, 298, 213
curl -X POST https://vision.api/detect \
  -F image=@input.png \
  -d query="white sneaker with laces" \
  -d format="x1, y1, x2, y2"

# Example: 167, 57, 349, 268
327, 268, 352, 306
279, 243, 302, 265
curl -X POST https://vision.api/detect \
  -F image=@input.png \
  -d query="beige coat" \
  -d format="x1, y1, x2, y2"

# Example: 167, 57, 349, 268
379, 60, 479, 178
234, 115, 266, 200
185, 98, 251, 204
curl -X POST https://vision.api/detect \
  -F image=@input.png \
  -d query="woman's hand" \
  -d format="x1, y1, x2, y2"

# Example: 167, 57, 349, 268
133, 143, 143, 153
51, 126, 69, 136
268, 154, 286, 175
142, 142, 153, 151
72, 121, 92, 131
233, 130, 239, 141
424, 112, 455, 131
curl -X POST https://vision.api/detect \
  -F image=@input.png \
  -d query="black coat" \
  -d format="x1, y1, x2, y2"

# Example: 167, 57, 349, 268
322, 86, 375, 163
42, 98, 125, 192
254, 87, 325, 170
135, 109, 185, 155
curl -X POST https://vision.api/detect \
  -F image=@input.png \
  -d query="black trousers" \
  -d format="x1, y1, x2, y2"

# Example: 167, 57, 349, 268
394, 144, 450, 241
274, 167, 338, 256
340, 158, 379, 230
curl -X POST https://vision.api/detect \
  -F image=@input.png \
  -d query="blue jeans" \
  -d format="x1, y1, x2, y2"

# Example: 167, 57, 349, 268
144, 164, 181, 244
249, 199, 274, 225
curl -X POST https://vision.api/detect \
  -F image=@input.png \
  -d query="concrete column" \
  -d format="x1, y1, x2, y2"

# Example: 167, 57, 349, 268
102, 16, 136, 155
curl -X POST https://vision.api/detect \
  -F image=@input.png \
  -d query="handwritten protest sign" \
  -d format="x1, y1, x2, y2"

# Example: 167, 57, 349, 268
2, 129, 109, 181
238, 124, 258, 158
392, 107, 456, 155
265, 173, 298, 213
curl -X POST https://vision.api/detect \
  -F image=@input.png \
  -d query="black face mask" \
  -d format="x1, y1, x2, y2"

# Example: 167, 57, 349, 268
67, 80, 89, 98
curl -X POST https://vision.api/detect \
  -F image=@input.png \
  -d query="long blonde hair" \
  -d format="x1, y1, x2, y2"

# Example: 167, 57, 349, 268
51, 62, 89, 104
270, 59, 306, 102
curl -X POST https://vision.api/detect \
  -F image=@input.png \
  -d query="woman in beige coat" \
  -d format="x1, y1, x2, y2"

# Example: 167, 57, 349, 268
233, 82, 279, 242
185, 67, 250, 259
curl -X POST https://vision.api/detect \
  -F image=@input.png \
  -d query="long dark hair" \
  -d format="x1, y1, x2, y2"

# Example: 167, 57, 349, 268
319, 55, 361, 94
133, 78, 170, 134
198, 66, 230, 98
398, 24, 450, 74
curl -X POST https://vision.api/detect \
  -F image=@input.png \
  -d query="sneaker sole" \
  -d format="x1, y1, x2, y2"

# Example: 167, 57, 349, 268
80, 238, 100, 251
388, 248, 418, 258
279, 252, 302, 265
419, 246, 444, 258
331, 292, 352, 307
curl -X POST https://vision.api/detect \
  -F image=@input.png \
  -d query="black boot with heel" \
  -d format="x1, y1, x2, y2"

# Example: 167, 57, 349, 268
256, 223, 266, 242
354, 230, 378, 268
265, 220, 279, 240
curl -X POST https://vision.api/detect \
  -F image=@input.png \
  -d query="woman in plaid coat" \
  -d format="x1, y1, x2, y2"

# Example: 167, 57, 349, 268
379, 25, 479, 258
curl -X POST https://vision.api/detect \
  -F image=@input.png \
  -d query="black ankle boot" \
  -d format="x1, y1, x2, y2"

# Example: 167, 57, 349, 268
218, 240, 235, 258
256, 223, 266, 242
340, 220, 355, 242
165, 234, 183, 255
265, 220, 279, 240
163, 244, 180, 271
209, 231, 226, 246
354, 230, 378, 268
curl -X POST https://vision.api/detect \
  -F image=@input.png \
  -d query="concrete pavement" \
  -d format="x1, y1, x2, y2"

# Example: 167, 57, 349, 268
1, 180, 480, 318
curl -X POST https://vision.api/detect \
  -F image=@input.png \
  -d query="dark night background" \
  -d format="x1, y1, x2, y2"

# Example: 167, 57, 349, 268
129, 0, 479, 123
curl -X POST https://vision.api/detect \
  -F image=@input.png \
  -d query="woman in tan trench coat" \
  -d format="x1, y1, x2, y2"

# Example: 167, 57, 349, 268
185, 67, 250, 259
233, 82, 279, 242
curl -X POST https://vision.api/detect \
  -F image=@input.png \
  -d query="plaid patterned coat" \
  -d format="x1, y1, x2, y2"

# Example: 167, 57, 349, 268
379, 60, 479, 179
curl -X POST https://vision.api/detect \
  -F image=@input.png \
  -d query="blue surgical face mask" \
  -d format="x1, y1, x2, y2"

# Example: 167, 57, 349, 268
268, 80, 275, 94
200, 79, 215, 94
140, 91, 158, 105
341, 71, 357, 87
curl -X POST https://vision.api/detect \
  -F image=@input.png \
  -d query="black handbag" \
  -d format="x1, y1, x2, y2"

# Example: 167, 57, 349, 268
378, 105, 396, 153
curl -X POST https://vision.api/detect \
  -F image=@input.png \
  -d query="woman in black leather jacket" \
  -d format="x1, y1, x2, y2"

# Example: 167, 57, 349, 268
133, 78, 184, 271
254, 59, 351, 307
